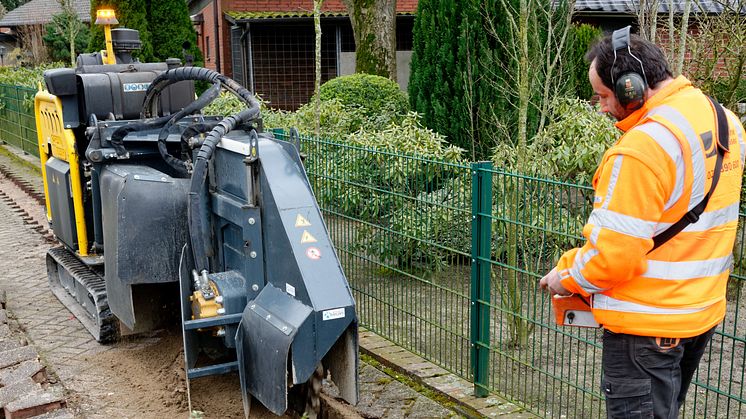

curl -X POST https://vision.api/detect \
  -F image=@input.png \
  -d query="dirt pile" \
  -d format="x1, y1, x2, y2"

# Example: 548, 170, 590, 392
85, 329, 284, 418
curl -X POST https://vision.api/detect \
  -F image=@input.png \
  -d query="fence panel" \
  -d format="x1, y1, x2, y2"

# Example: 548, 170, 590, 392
274, 130, 477, 380
688, 210, 746, 418
485, 169, 606, 417
0, 84, 38, 156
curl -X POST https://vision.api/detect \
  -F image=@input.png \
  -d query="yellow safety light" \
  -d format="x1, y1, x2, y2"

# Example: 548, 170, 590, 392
94, 8, 118, 25
94, 9, 118, 65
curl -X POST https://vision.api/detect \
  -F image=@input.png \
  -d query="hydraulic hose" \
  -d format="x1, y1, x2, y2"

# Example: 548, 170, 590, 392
110, 69, 221, 160
189, 107, 258, 272
109, 114, 171, 158
141, 66, 258, 119
179, 121, 220, 160
156, 81, 222, 177
139, 67, 261, 273
110, 66, 257, 161
142, 67, 220, 119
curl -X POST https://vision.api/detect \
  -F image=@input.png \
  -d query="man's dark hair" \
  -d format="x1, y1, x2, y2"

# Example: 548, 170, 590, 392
585, 32, 673, 90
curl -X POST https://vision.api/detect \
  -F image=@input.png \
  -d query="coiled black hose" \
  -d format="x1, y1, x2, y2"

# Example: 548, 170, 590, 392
109, 69, 223, 160
140, 67, 261, 273
155, 81, 222, 177
179, 122, 220, 160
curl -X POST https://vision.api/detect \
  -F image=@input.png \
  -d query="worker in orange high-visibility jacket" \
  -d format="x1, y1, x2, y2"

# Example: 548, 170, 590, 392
540, 27, 745, 419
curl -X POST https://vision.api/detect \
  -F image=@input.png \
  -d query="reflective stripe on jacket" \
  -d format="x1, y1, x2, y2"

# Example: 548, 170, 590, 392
557, 76, 746, 338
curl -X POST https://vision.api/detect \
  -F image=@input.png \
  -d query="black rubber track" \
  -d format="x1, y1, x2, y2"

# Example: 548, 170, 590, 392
46, 246, 118, 343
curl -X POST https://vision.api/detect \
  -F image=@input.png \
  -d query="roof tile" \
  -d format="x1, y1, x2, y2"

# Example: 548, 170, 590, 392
0, 0, 90, 27
226, 0, 417, 17
574, 0, 744, 14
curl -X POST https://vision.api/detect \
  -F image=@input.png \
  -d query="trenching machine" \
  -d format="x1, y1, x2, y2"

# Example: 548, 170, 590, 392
34, 18, 358, 418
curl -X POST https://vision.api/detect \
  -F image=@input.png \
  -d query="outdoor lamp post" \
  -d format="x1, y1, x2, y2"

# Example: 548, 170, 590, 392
94, 8, 118, 65
0, 46, 5, 66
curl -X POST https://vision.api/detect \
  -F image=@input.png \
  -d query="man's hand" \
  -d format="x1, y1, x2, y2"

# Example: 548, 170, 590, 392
539, 268, 571, 296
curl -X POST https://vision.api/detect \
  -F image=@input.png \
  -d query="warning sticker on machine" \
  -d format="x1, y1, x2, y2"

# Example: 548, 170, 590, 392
306, 247, 321, 260
300, 230, 317, 244
322, 308, 345, 321
286, 283, 296, 297
295, 214, 311, 227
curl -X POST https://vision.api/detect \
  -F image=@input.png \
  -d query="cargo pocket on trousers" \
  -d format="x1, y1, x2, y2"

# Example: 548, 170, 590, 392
602, 376, 653, 419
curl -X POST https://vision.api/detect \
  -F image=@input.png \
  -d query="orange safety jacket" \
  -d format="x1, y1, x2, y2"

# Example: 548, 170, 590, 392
557, 76, 746, 338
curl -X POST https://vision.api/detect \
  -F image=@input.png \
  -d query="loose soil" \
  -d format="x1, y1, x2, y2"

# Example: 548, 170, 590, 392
81, 329, 282, 419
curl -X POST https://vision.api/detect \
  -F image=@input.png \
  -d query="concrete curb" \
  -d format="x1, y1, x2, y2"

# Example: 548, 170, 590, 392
359, 329, 538, 418
0, 143, 42, 173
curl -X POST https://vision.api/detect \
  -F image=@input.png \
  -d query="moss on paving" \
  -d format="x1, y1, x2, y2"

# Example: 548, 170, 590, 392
0, 145, 41, 175
360, 353, 477, 418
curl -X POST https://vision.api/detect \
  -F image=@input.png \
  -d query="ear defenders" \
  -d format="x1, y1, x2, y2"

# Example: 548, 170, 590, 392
611, 26, 648, 111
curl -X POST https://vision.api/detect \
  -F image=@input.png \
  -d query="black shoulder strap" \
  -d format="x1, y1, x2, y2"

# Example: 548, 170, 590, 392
650, 96, 729, 252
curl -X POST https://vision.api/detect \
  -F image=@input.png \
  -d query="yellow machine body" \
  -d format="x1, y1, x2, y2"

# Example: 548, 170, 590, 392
35, 91, 89, 256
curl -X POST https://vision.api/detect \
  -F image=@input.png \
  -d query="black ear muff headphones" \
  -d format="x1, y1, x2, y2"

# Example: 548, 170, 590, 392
611, 26, 648, 111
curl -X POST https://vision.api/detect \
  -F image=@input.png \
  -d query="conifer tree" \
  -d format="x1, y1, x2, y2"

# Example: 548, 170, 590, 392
410, 0, 573, 159
409, 0, 508, 159
148, 0, 202, 65
567, 24, 602, 100
88, 0, 154, 62
409, 0, 466, 153
0, 0, 27, 11
45, 0, 89, 65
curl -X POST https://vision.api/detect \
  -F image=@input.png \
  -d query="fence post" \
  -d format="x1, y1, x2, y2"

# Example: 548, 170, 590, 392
17, 86, 26, 154
470, 161, 493, 397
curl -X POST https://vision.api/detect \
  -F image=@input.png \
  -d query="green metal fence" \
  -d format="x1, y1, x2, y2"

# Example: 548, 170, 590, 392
0, 84, 38, 156
0, 90, 743, 416
276, 130, 746, 418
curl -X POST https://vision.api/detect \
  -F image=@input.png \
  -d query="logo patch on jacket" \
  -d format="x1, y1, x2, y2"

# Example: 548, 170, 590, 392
701, 131, 718, 158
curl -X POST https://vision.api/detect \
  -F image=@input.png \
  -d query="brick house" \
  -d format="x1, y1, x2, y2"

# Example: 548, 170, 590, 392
0, 0, 90, 66
187, 0, 417, 110
187, 0, 742, 110
574, 0, 745, 101
573, 0, 741, 28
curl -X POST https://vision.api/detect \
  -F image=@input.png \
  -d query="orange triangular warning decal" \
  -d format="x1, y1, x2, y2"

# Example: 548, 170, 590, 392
295, 214, 311, 227
301, 230, 317, 244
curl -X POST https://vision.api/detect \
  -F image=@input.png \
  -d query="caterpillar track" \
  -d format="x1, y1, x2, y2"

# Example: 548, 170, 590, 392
46, 246, 117, 343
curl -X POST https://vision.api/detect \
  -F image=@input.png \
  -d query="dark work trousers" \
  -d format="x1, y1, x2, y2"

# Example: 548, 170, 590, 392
601, 326, 717, 419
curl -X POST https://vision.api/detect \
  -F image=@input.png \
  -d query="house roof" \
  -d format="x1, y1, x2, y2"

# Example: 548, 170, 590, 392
225, 0, 417, 21
0, 0, 91, 28
574, 0, 745, 14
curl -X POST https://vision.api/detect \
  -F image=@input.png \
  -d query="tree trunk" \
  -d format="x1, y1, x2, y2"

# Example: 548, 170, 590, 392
517, 0, 529, 149
649, 0, 658, 43
674, 0, 692, 76
342, 0, 397, 80
314, 0, 323, 138
70, 30, 75, 66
